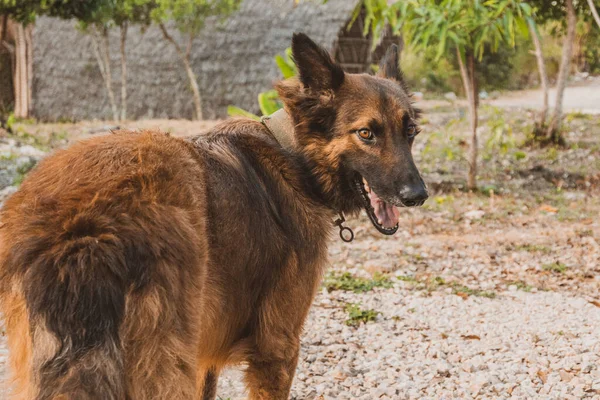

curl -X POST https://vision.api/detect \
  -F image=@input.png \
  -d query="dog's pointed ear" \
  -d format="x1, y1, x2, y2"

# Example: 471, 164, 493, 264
377, 44, 403, 82
292, 32, 344, 92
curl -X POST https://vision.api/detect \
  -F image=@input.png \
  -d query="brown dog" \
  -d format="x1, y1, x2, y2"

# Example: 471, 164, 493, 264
0, 33, 427, 399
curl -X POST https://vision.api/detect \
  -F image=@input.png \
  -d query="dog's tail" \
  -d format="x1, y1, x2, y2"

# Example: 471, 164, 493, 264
16, 217, 129, 400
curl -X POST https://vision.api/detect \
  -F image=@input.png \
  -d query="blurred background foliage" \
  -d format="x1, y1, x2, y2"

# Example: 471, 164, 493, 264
402, 22, 600, 97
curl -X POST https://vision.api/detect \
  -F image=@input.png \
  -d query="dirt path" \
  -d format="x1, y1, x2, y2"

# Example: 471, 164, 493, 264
489, 81, 600, 114
418, 81, 600, 114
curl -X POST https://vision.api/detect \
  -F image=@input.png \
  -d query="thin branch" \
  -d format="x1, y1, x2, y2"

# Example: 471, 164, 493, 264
587, 0, 600, 30
455, 46, 472, 105
120, 21, 128, 121
90, 28, 107, 83
528, 19, 548, 127
159, 23, 186, 61
186, 32, 194, 60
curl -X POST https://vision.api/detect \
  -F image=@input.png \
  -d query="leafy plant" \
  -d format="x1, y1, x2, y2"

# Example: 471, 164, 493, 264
0, 0, 108, 24
485, 106, 516, 157
345, 303, 380, 327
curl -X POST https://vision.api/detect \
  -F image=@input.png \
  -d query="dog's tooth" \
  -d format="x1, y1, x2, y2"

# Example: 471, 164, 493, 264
363, 178, 371, 193
377, 219, 383, 225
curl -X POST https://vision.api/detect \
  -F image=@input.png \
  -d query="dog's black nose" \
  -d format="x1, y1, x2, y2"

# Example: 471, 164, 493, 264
401, 185, 429, 207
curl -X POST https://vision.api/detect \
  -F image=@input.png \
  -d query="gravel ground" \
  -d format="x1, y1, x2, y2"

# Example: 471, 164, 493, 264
218, 290, 600, 400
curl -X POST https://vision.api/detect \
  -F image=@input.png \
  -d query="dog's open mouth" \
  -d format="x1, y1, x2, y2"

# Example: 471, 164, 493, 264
354, 178, 399, 235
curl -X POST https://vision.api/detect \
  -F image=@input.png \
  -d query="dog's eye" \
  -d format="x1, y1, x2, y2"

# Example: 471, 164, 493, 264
357, 128, 374, 141
407, 124, 420, 139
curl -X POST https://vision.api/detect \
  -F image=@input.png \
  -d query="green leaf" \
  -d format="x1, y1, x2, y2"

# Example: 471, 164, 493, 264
258, 90, 281, 116
447, 30, 462, 46
274, 55, 295, 79
515, 16, 529, 38
519, 2, 532, 15
435, 26, 448, 60
227, 105, 260, 121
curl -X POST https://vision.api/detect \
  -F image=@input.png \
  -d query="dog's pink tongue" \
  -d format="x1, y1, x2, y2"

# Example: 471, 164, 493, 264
370, 190, 400, 228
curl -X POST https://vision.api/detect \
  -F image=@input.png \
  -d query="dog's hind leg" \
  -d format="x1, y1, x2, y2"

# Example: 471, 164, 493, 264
122, 280, 201, 400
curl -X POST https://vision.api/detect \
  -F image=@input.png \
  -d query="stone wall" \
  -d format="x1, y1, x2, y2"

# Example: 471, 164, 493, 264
31, 0, 357, 121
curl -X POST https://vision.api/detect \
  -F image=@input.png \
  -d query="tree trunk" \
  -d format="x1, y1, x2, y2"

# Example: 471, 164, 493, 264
0, 15, 6, 43
13, 22, 31, 119
159, 24, 203, 120
528, 19, 549, 131
120, 22, 128, 121
587, 0, 600, 30
25, 24, 32, 113
1, 19, 16, 117
546, 0, 576, 144
456, 47, 479, 190
91, 26, 119, 121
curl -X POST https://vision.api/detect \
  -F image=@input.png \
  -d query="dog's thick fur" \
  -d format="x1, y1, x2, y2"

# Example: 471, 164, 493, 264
0, 34, 425, 399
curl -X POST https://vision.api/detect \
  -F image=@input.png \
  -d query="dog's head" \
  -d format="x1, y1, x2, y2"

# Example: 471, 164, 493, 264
276, 33, 428, 234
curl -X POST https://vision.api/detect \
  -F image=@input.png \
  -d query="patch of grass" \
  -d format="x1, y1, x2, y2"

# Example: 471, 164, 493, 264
565, 111, 591, 122
8, 131, 50, 151
0, 153, 17, 161
556, 208, 581, 222
451, 284, 496, 298
397, 275, 419, 284
544, 147, 559, 162
576, 229, 594, 237
12, 159, 37, 186
400, 275, 497, 298
513, 150, 527, 160
479, 184, 499, 197
323, 272, 392, 293
345, 303, 380, 327
508, 280, 534, 292
542, 262, 568, 274
513, 244, 552, 254
49, 130, 69, 144
430, 276, 446, 287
